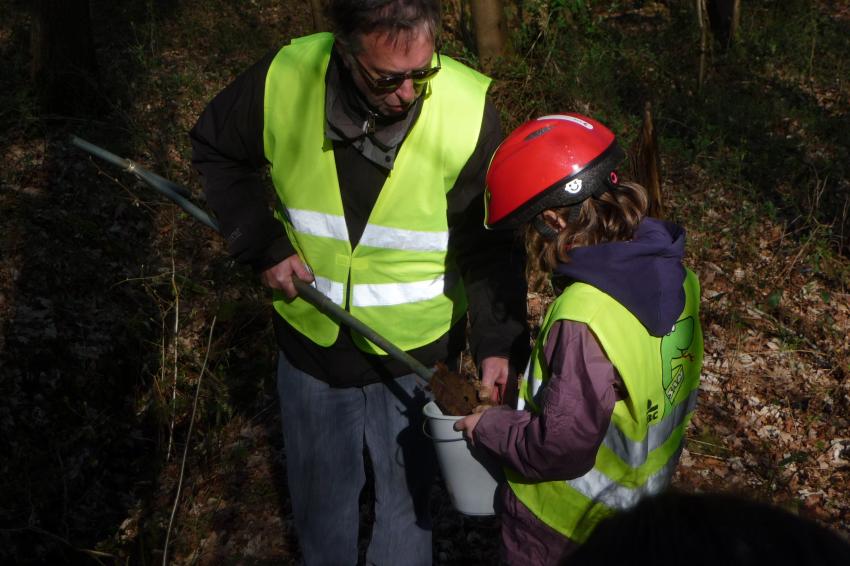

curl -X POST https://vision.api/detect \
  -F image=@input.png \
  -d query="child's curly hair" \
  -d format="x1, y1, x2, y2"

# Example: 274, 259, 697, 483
524, 181, 650, 292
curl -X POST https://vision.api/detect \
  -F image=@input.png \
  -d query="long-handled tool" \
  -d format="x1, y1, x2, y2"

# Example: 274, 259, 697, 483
69, 135, 434, 382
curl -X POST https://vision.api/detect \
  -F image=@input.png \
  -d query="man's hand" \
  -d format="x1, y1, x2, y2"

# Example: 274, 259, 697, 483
260, 254, 314, 299
478, 356, 509, 405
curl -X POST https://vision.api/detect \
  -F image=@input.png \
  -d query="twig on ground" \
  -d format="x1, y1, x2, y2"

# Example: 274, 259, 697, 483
748, 349, 821, 356
778, 224, 821, 282
162, 315, 217, 566
108, 271, 171, 291
688, 449, 729, 461
91, 159, 159, 215
166, 219, 180, 462
688, 438, 731, 452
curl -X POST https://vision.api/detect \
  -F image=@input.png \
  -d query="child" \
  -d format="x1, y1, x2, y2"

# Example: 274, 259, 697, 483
455, 113, 704, 565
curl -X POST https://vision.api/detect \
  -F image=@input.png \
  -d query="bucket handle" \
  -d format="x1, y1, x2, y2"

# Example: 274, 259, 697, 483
422, 419, 433, 439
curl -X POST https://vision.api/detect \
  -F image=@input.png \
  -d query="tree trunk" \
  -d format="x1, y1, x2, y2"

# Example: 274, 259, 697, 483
30, 0, 99, 116
697, 0, 710, 90
469, 0, 509, 70
707, 0, 741, 48
309, 0, 327, 32
631, 102, 663, 219
730, 0, 741, 44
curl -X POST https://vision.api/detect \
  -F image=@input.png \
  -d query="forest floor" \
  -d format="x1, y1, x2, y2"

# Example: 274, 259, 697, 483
1, 0, 849, 564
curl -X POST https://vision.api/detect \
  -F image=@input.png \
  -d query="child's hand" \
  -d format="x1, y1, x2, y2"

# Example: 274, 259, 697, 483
453, 410, 486, 445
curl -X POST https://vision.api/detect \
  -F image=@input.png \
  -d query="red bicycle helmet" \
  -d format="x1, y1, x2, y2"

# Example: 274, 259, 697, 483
484, 113, 625, 229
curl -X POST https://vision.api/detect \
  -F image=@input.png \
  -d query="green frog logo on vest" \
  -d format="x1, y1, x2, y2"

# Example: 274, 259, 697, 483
659, 316, 696, 416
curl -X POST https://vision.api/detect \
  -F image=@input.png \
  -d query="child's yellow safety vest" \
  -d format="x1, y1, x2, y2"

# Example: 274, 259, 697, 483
508, 269, 704, 542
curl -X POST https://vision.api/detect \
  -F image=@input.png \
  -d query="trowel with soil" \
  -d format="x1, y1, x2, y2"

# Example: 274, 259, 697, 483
285, 279, 495, 415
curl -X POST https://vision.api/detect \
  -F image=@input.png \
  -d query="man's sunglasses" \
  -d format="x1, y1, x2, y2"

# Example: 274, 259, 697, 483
352, 51, 442, 94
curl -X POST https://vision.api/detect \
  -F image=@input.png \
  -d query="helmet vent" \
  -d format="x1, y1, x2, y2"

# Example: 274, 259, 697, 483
524, 125, 553, 141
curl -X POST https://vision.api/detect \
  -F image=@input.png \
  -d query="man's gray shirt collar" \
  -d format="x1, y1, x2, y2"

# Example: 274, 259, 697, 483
324, 48, 424, 170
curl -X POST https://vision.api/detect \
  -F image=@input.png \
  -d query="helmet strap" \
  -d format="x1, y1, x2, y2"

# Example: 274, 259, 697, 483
532, 215, 560, 241
561, 169, 617, 226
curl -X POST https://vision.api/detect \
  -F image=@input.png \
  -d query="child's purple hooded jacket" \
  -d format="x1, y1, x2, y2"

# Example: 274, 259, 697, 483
473, 218, 688, 565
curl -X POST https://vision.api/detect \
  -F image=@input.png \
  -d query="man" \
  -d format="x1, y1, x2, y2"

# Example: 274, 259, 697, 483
189, 0, 527, 564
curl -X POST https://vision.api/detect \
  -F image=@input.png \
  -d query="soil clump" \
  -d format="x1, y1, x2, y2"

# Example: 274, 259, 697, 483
429, 363, 492, 416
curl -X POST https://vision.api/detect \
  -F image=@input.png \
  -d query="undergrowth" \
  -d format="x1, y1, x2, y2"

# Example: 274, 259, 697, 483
1, 0, 847, 563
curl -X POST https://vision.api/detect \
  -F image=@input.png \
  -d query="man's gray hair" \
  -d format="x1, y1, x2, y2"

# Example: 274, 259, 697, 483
327, 0, 441, 52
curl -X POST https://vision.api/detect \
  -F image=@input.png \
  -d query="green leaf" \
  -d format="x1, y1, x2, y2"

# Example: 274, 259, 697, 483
767, 291, 782, 309
778, 452, 807, 467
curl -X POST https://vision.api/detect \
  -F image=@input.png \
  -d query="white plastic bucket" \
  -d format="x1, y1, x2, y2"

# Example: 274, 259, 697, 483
422, 401, 501, 516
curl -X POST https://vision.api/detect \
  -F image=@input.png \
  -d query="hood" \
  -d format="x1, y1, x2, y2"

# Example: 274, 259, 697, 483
554, 218, 687, 337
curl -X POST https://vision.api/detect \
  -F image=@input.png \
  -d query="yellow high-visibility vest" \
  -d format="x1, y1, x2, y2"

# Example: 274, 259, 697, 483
508, 269, 703, 542
263, 33, 491, 353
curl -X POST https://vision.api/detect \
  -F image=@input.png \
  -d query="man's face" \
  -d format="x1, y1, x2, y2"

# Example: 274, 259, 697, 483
345, 27, 436, 117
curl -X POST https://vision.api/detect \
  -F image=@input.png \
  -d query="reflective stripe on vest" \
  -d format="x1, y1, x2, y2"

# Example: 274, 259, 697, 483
600, 386, 698, 469
288, 208, 450, 253
263, 33, 491, 352
312, 276, 345, 307
507, 269, 703, 543
352, 272, 459, 308
288, 208, 456, 307
567, 445, 685, 511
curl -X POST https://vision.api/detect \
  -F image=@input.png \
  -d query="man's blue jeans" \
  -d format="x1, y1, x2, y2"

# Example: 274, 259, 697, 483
277, 352, 436, 566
